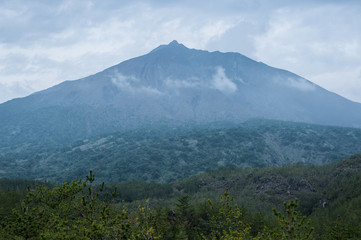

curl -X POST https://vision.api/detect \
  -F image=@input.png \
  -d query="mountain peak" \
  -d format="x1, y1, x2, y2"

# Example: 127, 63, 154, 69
150, 40, 187, 53
1, 38, 361, 154
167, 40, 187, 50
169, 40, 180, 45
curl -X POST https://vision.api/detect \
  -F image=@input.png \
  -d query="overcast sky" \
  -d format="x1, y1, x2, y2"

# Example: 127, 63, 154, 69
1, 0, 361, 103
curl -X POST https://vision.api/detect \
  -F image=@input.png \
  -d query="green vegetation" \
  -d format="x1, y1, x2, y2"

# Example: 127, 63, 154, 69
1, 119, 361, 183
1, 154, 361, 239
0, 179, 46, 221
0, 173, 314, 239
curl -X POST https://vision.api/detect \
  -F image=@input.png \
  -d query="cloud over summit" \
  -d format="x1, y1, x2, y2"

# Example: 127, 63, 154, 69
1, 0, 361, 103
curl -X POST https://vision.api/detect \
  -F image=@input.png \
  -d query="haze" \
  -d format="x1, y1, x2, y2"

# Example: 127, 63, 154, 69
1, 0, 361, 103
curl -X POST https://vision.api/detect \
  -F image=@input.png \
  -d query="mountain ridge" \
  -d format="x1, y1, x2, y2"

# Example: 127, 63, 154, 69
1, 41, 361, 148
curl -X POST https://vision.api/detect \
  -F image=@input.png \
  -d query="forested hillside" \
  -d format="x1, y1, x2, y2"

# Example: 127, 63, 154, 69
1, 154, 361, 239
1, 119, 361, 183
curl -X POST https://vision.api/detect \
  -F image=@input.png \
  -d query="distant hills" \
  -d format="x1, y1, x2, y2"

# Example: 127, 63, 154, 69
1, 119, 361, 182
1, 40, 361, 150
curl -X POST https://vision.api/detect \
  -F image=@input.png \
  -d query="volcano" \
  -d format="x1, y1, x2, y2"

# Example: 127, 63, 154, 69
1, 40, 361, 148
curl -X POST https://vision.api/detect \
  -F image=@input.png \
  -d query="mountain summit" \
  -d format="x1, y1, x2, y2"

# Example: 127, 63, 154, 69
1, 41, 361, 147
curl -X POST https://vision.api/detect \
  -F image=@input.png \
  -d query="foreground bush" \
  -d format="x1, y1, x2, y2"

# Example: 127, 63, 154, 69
0, 173, 315, 239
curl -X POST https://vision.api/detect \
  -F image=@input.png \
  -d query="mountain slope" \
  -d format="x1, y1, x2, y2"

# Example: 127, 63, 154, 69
1, 119, 361, 183
1, 41, 361, 148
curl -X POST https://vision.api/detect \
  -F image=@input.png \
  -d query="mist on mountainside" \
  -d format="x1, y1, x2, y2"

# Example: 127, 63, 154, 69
1, 41, 361, 153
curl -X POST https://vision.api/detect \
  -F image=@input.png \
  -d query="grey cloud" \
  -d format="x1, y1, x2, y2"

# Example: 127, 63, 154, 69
0, 81, 34, 103
1, 0, 361, 103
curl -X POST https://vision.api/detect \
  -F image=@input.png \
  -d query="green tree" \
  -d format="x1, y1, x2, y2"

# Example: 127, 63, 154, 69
131, 199, 161, 239
176, 195, 197, 238
261, 199, 314, 240
321, 216, 358, 240
1, 171, 133, 239
201, 189, 255, 240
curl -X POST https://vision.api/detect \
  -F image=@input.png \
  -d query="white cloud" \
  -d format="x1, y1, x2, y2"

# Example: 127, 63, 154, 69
137, 86, 163, 95
1, 0, 361, 103
111, 73, 134, 89
310, 66, 361, 102
252, 4, 361, 102
274, 76, 316, 92
287, 78, 315, 92
212, 67, 237, 94
0, 1, 240, 103
111, 72, 162, 95
0, 82, 33, 103
165, 77, 201, 89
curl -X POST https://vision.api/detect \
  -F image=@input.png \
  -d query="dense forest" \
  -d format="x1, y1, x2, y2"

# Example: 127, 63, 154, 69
1, 153, 361, 239
2, 119, 361, 183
